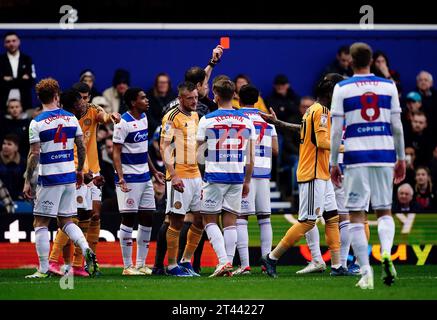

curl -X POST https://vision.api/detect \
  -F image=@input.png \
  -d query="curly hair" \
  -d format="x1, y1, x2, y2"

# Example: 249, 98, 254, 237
35, 78, 60, 104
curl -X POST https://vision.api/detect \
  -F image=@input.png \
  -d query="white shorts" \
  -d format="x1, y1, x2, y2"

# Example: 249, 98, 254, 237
34, 183, 77, 218
76, 185, 92, 210
166, 177, 202, 215
334, 183, 348, 214
116, 180, 156, 213
343, 166, 394, 211
200, 182, 243, 215
298, 179, 338, 221
76, 182, 102, 211
324, 179, 338, 212
240, 179, 271, 215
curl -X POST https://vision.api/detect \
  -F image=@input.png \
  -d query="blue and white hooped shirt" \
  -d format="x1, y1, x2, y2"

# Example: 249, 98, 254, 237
113, 112, 150, 183
29, 108, 82, 187
331, 73, 401, 168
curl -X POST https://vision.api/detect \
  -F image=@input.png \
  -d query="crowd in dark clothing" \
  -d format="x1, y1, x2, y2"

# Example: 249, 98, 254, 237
1, 32, 436, 213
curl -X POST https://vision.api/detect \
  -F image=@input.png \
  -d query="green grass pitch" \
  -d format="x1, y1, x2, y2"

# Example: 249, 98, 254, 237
1, 266, 436, 300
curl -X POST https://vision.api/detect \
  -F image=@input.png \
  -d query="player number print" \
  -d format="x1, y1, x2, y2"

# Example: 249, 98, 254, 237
214, 124, 246, 149
54, 124, 67, 149
360, 91, 380, 122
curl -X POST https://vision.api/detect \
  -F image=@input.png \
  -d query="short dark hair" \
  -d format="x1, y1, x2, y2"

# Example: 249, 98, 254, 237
316, 73, 345, 98
72, 82, 91, 94
350, 42, 373, 69
112, 69, 130, 87
154, 72, 172, 93
337, 45, 350, 56
60, 89, 82, 113
177, 81, 197, 95
3, 133, 20, 147
412, 110, 426, 118
213, 79, 235, 102
3, 31, 19, 40
36, 78, 60, 104
212, 74, 231, 85
6, 99, 21, 107
373, 50, 390, 68
184, 67, 206, 86
239, 84, 259, 106
234, 74, 251, 84
124, 87, 144, 109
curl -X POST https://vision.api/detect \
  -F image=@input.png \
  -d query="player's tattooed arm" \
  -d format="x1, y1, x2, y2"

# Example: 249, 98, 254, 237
23, 143, 40, 199
260, 108, 300, 131
74, 136, 86, 187
75, 136, 86, 172
95, 105, 121, 124
24, 143, 40, 183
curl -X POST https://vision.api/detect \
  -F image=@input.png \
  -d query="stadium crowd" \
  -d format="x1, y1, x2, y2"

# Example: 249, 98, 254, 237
0, 31, 436, 213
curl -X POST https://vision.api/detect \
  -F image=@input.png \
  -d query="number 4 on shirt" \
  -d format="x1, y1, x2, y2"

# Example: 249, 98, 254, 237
54, 124, 67, 149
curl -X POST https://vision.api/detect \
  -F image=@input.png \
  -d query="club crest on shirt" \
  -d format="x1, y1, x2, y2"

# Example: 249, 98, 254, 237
126, 198, 135, 208
84, 119, 92, 126
164, 121, 172, 134
320, 114, 328, 128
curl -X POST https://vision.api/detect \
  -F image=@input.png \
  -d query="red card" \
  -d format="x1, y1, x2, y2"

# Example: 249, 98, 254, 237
220, 37, 230, 49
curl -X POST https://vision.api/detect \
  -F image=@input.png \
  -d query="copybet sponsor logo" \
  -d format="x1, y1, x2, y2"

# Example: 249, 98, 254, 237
51, 152, 71, 161
133, 131, 148, 143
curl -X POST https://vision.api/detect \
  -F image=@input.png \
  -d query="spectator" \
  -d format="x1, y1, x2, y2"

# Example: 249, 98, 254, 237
102, 68, 130, 114
405, 111, 434, 166
430, 146, 437, 188
299, 96, 316, 117
232, 74, 268, 113
0, 99, 31, 158
0, 178, 14, 214
0, 134, 25, 200
321, 45, 353, 78
371, 50, 402, 94
265, 74, 300, 122
146, 73, 177, 139
416, 71, 437, 135
405, 147, 418, 186
414, 166, 436, 211
0, 32, 36, 111
392, 183, 420, 213
401, 91, 422, 138
99, 136, 116, 201
96, 124, 111, 161
79, 69, 101, 101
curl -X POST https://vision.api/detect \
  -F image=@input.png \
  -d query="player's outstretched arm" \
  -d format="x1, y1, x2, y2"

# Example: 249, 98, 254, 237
260, 108, 300, 131
204, 45, 224, 82
95, 104, 121, 124
23, 142, 40, 199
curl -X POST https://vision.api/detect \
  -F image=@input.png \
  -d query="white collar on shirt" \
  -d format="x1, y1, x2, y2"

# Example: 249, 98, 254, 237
7, 50, 20, 61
